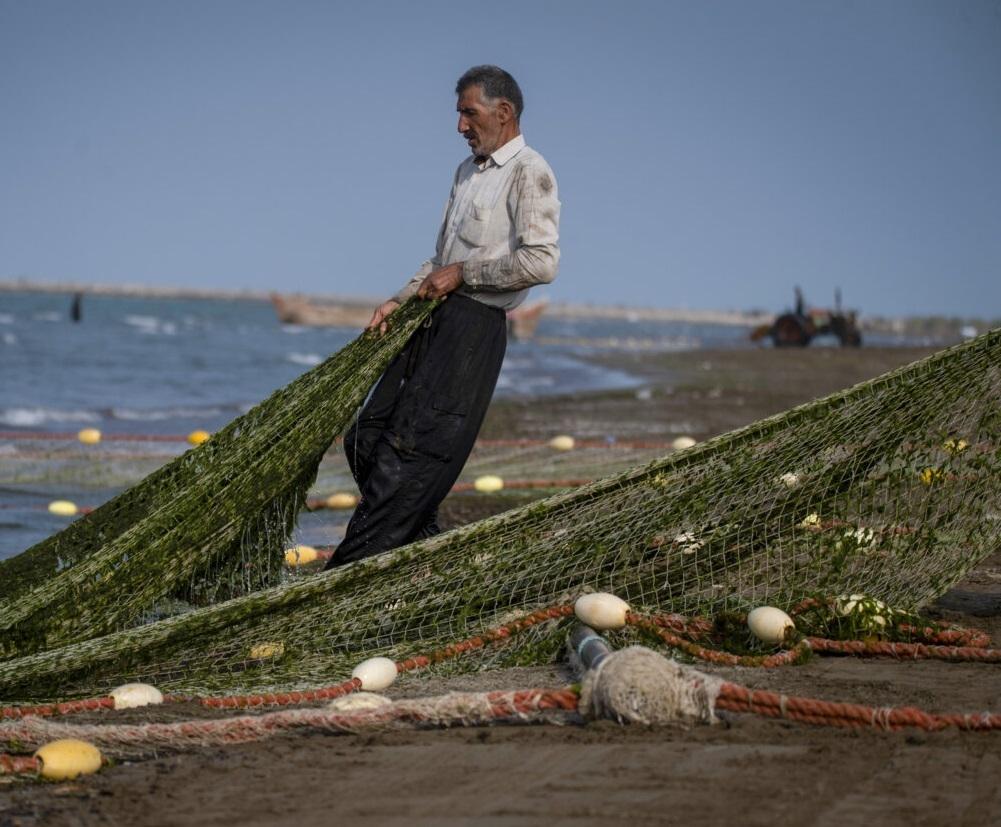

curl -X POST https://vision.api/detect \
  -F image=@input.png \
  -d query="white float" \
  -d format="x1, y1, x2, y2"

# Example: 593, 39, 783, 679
474, 474, 504, 493
351, 657, 399, 691
747, 606, 795, 645
780, 472, 800, 489
34, 739, 103, 781
548, 435, 575, 451
671, 436, 697, 451
574, 593, 630, 630
109, 683, 164, 710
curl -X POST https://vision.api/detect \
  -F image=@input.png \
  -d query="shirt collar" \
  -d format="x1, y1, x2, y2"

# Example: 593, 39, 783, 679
487, 134, 525, 167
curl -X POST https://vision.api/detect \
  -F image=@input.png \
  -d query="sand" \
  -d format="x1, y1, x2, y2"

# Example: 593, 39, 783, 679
3, 344, 1000, 826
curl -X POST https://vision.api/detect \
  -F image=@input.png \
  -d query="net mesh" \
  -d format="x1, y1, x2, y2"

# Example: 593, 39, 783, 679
0, 318, 999, 702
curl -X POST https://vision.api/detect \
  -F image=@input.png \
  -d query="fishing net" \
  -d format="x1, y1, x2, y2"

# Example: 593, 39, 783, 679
0, 300, 436, 657
0, 322, 999, 702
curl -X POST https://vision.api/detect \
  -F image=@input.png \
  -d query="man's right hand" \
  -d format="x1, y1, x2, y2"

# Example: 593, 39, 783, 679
367, 300, 400, 336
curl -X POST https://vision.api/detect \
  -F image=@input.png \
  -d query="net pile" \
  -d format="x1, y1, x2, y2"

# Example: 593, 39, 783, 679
0, 322, 998, 703
0, 300, 436, 658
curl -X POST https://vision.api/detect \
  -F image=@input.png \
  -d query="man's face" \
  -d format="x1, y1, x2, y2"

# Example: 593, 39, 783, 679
456, 85, 504, 160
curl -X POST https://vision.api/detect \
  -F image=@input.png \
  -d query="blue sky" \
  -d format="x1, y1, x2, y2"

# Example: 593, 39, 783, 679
2, 0, 999, 317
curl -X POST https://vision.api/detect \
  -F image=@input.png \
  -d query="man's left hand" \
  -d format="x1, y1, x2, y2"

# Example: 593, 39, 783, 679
417, 263, 464, 301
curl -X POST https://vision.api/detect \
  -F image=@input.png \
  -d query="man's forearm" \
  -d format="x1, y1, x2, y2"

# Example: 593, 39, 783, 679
462, 244, 559, 293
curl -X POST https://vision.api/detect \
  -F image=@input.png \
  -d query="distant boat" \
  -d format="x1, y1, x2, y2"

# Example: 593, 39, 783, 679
270, 293, 374, 329
270, 292, 547, 341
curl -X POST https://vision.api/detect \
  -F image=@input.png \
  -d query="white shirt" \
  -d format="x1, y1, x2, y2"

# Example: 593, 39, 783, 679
394, 135, 560, 311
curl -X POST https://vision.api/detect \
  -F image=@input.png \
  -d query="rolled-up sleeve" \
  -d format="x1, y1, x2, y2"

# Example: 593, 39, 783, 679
463, 161, 560, 292
391, 260, 434, 304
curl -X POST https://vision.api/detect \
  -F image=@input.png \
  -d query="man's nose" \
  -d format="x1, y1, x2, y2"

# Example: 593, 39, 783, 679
457, 114, 469, 133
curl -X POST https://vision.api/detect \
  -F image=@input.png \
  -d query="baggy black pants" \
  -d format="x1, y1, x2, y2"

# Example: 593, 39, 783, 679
325, 295, 507, 568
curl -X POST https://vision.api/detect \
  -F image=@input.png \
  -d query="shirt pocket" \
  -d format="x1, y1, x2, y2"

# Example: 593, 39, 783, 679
457, 201, 493, 246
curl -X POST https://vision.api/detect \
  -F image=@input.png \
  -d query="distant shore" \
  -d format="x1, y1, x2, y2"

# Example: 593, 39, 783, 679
0, 277, 770, 325
2, 277, 996, 336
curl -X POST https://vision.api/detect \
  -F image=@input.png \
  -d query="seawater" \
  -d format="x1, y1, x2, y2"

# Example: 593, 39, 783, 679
0, 292, 757, 436
0, 291, 765, 558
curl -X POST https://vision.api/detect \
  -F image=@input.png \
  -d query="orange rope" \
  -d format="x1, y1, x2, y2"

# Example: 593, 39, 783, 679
0, 753, 40, 775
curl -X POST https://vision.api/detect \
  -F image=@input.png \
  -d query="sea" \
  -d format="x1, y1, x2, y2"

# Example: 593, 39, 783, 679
0, 290, 924, 559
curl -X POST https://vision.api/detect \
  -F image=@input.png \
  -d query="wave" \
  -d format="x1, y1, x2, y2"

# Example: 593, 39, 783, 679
123, 315, 178, 336
287, 352, 323, 366
109, 405, 229, 422
0, 407, 101, 427
0, 314, 13, 324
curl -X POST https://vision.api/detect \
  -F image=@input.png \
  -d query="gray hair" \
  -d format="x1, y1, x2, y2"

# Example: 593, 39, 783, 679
456, 65, 524, 119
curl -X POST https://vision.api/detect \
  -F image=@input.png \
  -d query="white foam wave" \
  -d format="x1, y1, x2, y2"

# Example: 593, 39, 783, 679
123, 315, 178, 335
0, 313, 13, 324
110, 406, 224, 422
1, 332, 16, 346
32, 312, 62, 322
287, 352, 322, 366
0, 407, 101, 427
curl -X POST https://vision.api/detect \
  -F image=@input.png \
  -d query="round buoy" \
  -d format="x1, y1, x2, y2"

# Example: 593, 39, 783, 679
187, 430, 210, 446
574, 593, 630, 631
474, 474, 504, 493
284, 545, 319, 567
77, 428, 102, 445
249, 641, 285, 660
34, 739, 103, 781
747, 606, 795, 645
671, 436, 697, 451
548, 435, 575, 452
48, 500, 78, 517
351, 656, 398, 691
109, 683, 164, 710
326, 492, 358, 510
779, 472, 800, 489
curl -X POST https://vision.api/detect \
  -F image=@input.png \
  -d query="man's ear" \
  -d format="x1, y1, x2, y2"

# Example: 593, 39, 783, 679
496, 99, 516, 124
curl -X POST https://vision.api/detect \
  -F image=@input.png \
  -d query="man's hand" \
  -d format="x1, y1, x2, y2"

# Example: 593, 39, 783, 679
366, 299, 400, 336
417, 262, 464, 301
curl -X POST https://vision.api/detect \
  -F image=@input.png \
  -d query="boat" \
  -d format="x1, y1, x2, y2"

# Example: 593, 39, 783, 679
270, 293, 374, 329
271, 293, 548, 341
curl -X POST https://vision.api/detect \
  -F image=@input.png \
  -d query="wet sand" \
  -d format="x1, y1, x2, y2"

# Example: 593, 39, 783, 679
3, 344, 1000, 826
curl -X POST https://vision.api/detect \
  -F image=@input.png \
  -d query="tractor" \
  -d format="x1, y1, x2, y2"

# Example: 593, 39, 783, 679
751, 287, 862, 347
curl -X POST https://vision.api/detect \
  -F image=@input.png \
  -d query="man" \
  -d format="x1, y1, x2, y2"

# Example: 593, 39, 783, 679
325, 65, 560, 569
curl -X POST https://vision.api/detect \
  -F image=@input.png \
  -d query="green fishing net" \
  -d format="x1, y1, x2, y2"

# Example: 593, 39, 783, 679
1, 317, 998, 702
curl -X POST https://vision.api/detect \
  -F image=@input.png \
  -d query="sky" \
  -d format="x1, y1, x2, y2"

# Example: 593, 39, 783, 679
2, 0, 999, 317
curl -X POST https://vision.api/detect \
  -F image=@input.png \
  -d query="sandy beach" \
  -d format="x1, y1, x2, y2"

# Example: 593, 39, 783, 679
2, 344, 999, 826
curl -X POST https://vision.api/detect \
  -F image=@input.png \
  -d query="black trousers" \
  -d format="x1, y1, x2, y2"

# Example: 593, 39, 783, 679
325, 295, 507, 568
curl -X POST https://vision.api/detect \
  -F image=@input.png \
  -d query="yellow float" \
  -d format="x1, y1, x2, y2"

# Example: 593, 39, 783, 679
326, 492, 358, 510
474, 474, 504, 493
34, 739, 103, 781
77, 428, 102, 445
187, 430, 210, 446
548, 435, 575, 451
47, 500, 78, 517
283, 545, 319, 567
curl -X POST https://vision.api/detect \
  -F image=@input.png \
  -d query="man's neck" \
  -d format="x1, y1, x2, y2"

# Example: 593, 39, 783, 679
476, 129, 522, 166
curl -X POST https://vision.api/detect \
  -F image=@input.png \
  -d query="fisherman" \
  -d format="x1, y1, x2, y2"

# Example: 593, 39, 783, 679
326, 65, 560, 569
